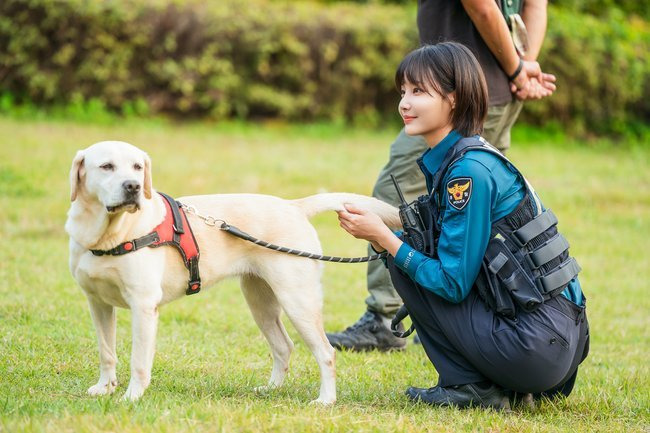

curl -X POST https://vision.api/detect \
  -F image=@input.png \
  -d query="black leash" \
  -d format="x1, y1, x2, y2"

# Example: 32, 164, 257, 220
220, 223, 387, 263
181, 204, 386, 263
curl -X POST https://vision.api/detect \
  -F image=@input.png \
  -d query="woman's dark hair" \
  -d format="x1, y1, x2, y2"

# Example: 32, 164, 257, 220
395, 42, 488, 137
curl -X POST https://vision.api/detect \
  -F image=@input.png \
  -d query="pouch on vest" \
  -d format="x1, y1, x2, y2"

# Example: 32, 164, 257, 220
474, 261, 515, 318
484, 236, 544, 314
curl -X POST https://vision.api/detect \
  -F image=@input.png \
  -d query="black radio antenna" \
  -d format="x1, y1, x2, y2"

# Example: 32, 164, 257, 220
390, 174, 408, 206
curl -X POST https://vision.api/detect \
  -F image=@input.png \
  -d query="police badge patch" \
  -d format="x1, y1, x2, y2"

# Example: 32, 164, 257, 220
446, 177, 472, 210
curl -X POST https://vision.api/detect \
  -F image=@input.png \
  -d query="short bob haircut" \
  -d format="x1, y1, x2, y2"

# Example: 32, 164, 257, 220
395, 42, 488, 137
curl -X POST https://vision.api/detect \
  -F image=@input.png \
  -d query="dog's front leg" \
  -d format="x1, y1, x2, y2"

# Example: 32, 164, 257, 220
123, 302, 159, 401
86, 296, 118, 396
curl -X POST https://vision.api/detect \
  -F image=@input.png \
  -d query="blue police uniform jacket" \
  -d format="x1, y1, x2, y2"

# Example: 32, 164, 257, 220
393, 130, 584, 306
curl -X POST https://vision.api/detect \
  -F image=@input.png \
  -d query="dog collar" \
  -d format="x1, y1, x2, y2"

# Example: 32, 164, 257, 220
90, 192, 202, 295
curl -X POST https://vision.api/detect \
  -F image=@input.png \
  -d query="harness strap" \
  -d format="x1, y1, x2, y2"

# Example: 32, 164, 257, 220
159, 192, 184, 234
91, 232, 160, 256
186, 256, 201, 294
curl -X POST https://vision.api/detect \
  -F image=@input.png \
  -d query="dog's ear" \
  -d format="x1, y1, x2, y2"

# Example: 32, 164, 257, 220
143, 152, 152, 199
69, 150, 85, 202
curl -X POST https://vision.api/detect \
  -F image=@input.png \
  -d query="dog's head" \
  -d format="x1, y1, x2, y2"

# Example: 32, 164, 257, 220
70, 141, 152, 214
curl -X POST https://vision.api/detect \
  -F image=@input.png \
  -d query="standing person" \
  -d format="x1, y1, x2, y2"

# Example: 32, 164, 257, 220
336, 42, 589, 409
327, 0, 557, 351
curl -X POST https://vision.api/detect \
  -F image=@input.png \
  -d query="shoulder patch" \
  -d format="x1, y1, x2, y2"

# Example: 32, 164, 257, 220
446, 177, 472, 210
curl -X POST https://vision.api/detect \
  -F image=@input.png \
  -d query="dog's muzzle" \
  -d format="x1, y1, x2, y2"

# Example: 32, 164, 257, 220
106, 181, 142, 213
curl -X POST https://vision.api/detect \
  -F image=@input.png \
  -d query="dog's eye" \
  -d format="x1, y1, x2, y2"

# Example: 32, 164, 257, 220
100, 163, 114, 171
133, 163, 143, 171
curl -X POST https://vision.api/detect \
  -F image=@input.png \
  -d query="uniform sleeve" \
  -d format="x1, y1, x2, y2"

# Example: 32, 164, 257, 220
393, 159, 496, 303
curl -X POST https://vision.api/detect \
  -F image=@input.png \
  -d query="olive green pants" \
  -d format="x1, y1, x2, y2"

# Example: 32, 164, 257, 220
365, 100, 524, 316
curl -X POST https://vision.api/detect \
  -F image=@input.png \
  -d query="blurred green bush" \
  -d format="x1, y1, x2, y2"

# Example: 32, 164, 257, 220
0, 0, 647, 137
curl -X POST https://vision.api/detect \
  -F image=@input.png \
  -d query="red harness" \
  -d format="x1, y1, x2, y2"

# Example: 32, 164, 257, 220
90, 193, 202, 295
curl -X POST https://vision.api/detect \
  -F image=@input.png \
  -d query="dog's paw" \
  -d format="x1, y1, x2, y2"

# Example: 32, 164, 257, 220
87, 379, 118, 396
121, 383, 145, 401
253, 384, 277, 393
309, 397, 336, 406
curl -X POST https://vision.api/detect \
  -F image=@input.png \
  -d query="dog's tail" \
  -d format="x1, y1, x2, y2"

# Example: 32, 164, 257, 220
291, 193, 402, 229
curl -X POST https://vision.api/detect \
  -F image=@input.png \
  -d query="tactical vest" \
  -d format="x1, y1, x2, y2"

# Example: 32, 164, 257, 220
421, 137, 581, 318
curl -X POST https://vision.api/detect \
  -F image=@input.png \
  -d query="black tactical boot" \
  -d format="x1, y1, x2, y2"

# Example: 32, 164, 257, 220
326, 311, 407, 351
405, 382, 511, 411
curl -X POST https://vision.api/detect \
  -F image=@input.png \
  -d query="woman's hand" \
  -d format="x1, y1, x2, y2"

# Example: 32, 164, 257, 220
337, 204, 403, 256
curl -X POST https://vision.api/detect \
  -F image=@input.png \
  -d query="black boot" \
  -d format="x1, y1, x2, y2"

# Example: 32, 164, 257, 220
405, 382, 511, 411
326, 311, 407, 351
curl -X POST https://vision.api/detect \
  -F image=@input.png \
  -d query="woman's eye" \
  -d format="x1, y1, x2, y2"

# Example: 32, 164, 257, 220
100, 163, 114, 171
413, 87, 422, 94
133, 163, 143, 171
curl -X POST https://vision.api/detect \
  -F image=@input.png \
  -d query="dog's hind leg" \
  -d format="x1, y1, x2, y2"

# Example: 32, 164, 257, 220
241, 274, 294, 391
263, 265, 336, 405
86, 296, 118, 396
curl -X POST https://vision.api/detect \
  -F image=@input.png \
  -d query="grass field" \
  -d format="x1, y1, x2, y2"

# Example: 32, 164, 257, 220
0, 116, 648, 432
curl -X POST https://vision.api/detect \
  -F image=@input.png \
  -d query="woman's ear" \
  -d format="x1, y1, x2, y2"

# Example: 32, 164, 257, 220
69, 150, 85, 202
143, 152, 153, 199
449, 92, 456, 110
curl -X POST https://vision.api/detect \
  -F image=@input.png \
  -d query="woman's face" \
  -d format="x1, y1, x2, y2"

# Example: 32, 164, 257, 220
399, 79, 454, 146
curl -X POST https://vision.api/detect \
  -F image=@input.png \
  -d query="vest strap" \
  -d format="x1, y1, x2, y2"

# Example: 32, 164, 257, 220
528, 234, 570, 268
430, 137, 543, 216
488, 252, 509, 274
537, 257, 581, 294
512, 209, 558, 246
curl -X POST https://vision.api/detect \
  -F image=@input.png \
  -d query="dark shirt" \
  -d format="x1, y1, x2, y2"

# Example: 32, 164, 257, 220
417, 0, 513, 106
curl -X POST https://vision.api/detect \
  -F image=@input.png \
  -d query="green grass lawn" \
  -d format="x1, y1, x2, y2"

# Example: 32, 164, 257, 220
0, 116, 648, 432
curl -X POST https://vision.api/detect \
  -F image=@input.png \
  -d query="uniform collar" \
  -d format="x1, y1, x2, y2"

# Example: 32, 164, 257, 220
417, 130, 463, 190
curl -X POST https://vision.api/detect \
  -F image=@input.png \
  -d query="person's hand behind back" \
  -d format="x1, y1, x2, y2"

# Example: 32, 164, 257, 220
511, 60, 556, 100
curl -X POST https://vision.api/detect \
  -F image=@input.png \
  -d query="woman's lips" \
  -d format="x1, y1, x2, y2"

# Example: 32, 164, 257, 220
403, 115, 416, 124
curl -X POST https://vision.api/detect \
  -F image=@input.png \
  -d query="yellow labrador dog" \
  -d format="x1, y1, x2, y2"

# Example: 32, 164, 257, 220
65, 141, 400, 404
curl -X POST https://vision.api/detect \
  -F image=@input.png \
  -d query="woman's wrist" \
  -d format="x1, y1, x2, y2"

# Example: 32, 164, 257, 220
374, 228, 403, 257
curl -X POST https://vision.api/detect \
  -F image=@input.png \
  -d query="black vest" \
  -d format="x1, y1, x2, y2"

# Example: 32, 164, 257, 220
418, 137, 581, 318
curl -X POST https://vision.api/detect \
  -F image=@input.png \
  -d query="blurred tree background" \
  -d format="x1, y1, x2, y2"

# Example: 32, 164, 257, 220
0, 0, 648, 138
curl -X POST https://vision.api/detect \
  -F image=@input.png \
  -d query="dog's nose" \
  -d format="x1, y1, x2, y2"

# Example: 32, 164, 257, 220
122, 180, 141, 195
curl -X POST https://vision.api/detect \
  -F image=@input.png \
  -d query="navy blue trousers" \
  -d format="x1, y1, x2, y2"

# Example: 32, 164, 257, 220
387, 257, 590, 394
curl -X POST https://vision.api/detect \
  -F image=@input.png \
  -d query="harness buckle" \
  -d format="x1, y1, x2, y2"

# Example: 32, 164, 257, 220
186, 280, 201, 295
